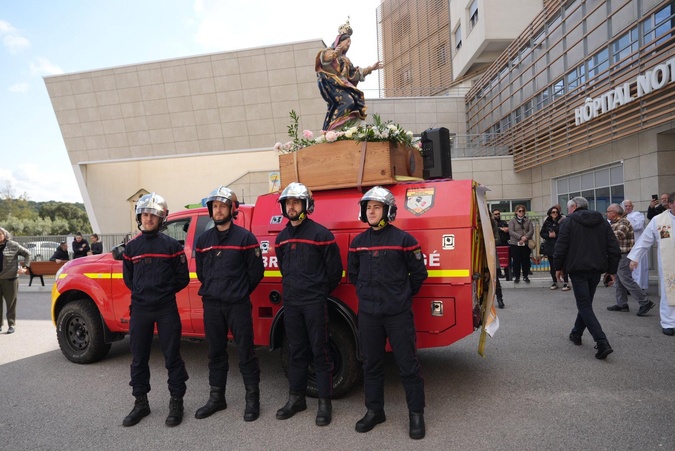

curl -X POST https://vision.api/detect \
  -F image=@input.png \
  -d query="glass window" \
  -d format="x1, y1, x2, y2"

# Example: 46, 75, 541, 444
566, 65, 586, 93
470, 0, 479, 28
553, 164, 624, 212
612, 27, 638, 68
552, 78, 564, 99
455, 25, 462, 49
163, 218, 191, 247
588, 48, 609, 83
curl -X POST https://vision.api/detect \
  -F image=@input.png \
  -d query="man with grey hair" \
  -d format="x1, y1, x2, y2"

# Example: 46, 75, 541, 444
553, 197, 621, 360
605, 204, 654, 316
621, 199, 648, 291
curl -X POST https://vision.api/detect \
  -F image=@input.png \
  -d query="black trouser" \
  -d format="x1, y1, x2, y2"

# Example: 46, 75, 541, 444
546, 254, 568, 283
129, 302, 188, 398
283, 302, 333, 398
510, 244, 531, 279
203, 299, 260, 387
358, 309, 425, 413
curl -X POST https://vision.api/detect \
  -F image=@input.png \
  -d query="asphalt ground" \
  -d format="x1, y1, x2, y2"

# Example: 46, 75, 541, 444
0, 275, 673, 450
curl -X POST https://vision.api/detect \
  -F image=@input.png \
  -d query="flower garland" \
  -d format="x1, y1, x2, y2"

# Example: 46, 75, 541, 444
274, 111, 419, 154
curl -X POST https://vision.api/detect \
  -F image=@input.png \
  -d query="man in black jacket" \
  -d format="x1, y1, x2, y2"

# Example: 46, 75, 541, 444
647, 193, 669, 220
274, 183, 343, 427
348, 186, 428, 439
50, 241, 70, 263
194, 186, 264, 422
553, 196, 621, 360
122, 193, 190, 427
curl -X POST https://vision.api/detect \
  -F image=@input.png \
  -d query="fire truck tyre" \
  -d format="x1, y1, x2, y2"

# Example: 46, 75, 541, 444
57, 299, 112, 364
281, 321, 360, 399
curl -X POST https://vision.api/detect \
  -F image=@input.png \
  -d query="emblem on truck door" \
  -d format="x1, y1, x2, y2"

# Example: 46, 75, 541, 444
405, 188, 435, 216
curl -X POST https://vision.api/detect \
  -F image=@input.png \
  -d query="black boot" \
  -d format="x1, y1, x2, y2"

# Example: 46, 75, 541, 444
315, 398, 332, 426
594, 341, 613, 360
123, 394, 151, 427
355, 409, 386, 433
275, 392, 307, 420
195, 386, 227, 419
409, 411, 425, 440
165, 396, 184, 427
244, 385, 260, 422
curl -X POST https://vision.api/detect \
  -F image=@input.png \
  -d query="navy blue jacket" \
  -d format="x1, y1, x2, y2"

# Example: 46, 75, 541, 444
348, 224, 428, 317
275, 218, 343, 305
553, 208, 620, 275
195, 223, 264, 304
122, 232, 189, 308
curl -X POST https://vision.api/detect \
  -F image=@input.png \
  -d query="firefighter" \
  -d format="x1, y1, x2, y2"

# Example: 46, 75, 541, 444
347, 186, 428, 440
194, 186, 264, 422
121, 193, 190, 427
274, 182, 343, 426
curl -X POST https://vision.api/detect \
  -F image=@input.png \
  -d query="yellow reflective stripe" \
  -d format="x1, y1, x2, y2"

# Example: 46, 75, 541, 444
427, 269, 470, 278
82, 273, 113, 279
265, 270, 282, 277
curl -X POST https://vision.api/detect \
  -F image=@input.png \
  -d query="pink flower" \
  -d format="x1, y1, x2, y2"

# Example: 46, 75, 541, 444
283, 141, 293, 151
325, 131, 338, 142
274, 142, 282, 151
303, 130, 314, 140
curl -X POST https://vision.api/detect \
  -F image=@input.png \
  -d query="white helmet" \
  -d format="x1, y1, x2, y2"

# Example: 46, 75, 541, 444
136, 192, 168, 231
206, 186, 239, 224
359, 186, 397, 224
278, 182, 314, 218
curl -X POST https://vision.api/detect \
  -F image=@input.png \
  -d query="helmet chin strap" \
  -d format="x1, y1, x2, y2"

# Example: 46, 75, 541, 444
213, 215, 231, 226
370, 218, 387, 228
298, 212, 306, 220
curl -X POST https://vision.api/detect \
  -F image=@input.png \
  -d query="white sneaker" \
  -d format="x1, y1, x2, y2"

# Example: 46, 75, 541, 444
561, 284, 571, 291
550, 283, 558, 290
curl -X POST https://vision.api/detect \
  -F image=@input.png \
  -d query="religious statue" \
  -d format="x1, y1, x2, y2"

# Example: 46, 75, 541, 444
315, 19, 383, 131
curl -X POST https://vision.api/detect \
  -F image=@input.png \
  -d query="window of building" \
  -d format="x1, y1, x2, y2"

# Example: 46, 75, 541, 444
488, 200, 532, 215
554, 163, 624, 213
587, 48, 609, 83
535, 88, 550, 111
612, 27, 638, 69
436, 43, 448, 67
643, 2, 674, 50
524, 99, 533, 118
395, 14, 411, 37
455, 25, 462, 50
566, 65, 586, 93
470, 0, 479, 28
552, 78, 564, 100
399, 66, 413, 86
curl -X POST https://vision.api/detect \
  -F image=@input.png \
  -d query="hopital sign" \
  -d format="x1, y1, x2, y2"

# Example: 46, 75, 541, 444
574, 57, 675, 126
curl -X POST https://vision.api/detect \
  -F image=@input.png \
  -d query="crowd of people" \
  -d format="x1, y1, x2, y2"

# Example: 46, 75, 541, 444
492, 191, 675, 358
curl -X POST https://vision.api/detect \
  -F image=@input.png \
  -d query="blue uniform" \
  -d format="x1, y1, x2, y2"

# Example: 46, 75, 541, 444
123, 231, 189, 398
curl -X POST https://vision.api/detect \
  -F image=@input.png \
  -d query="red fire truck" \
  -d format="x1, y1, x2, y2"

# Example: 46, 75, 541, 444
51, 178, 497, 397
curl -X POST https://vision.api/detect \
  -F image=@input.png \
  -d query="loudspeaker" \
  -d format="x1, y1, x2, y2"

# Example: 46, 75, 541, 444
421, 127, 452, 179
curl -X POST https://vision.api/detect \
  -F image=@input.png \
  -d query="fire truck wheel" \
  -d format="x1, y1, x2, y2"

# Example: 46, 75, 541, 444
281, 320, 360, 399
56, 299, 112, 364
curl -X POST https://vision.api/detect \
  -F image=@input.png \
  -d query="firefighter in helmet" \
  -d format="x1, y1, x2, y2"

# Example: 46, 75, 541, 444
122, 192, 190, 427
194, 186, 264, 422
347, 186, 428, 440
274, 182, 343, 427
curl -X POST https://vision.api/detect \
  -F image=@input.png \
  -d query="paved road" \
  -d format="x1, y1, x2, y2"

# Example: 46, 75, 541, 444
0, 280, 673, 450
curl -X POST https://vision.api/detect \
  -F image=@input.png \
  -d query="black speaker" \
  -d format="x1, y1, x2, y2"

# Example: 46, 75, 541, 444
421, 127, 452, 179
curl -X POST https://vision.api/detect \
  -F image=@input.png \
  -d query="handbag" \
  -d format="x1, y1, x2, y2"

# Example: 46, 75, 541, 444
528, 239, 536, 250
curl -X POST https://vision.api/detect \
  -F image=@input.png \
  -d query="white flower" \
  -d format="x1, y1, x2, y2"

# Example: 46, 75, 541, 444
274, 142, 282, 151
325, 131, 338, 142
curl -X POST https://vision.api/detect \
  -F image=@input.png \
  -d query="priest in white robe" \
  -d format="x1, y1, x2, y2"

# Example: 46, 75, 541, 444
628, 192, 675, 336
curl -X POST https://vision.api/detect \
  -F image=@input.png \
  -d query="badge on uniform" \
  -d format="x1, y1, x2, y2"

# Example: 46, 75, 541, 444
255, 247, 261, 257
180, 254, 187, 264
414, 249, 422, 260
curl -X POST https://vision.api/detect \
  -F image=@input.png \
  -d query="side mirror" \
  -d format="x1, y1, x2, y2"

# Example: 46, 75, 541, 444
111, 244, 126, 261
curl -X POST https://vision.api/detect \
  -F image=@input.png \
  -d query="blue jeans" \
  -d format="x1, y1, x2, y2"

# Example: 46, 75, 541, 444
569, 272, 607, 343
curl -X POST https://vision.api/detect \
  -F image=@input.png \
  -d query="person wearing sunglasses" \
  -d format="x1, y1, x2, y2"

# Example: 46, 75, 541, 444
540, 205, 570, 291
508, 205, 534, 283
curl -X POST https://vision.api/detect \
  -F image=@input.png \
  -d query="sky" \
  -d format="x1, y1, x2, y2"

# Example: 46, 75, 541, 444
0, 0, 383, 203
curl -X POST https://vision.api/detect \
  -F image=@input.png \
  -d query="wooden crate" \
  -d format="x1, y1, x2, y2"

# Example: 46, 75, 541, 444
278, 141, 423, 191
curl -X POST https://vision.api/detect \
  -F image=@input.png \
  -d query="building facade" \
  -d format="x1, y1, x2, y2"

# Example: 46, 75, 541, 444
466, 0, 675, 212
